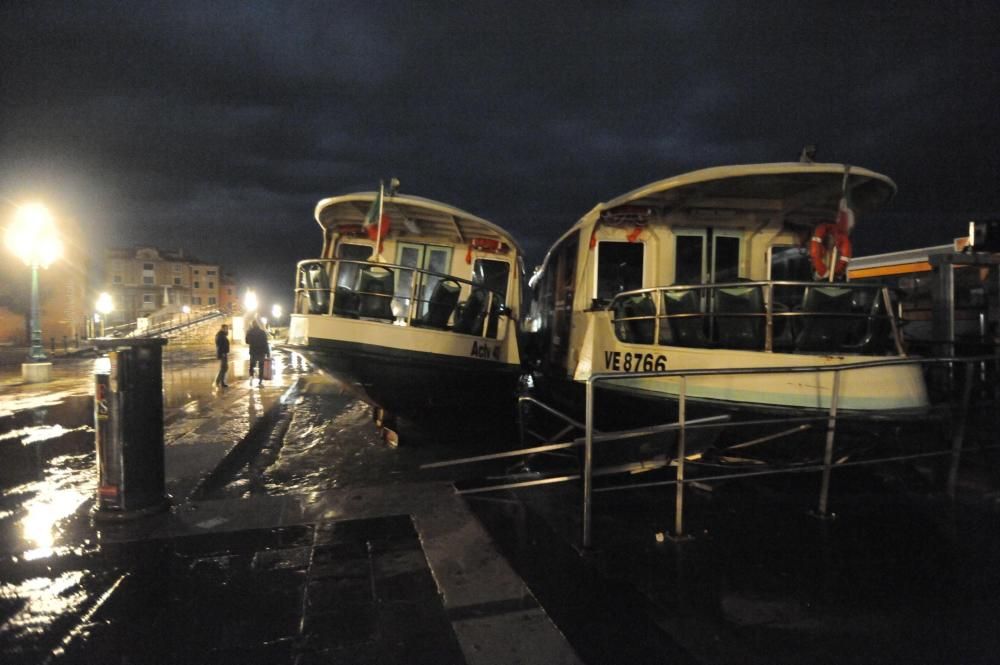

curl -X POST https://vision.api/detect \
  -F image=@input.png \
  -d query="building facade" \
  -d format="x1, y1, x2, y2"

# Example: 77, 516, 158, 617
103, 246, 232, 324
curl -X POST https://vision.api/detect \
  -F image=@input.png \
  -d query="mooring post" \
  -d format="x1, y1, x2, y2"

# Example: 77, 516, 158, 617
673, 376, 688, 539
817, 370, 841, 517
583, 380, 595, 549
947, 361, 974, 499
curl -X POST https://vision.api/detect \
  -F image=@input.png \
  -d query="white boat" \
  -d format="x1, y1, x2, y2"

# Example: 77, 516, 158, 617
286, 185, 524, 432
524, 162, 929, 428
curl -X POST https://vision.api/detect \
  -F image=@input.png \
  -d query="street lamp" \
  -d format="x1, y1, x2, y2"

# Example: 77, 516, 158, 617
271, 303, 282, 321
95, 292, 113, 337
243, 289, 258, 313
4, 203, 62, 361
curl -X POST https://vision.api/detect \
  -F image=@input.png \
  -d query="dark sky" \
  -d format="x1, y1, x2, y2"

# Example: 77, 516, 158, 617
3, 1, 999, 309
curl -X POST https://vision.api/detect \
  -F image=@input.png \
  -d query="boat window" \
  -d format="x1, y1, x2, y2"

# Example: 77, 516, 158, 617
473, 259, 510, 303
675, 234, 705, 284
712, 234, 741, 283
395, 243, 453, 318
596, 242, 644, 301
335, 243, 373, 289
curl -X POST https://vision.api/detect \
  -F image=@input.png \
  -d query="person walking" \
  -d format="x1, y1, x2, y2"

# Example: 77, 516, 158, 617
214, 323, 230, 388
246, 319, 270, 386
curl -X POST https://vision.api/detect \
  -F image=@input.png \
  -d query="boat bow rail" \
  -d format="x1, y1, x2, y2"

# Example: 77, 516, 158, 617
294, 258, 514, 338
607, 280, 904, 355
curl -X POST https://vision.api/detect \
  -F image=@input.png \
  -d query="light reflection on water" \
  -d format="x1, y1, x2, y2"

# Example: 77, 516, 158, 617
5, 452, 95, 560
0, 571, 89, 641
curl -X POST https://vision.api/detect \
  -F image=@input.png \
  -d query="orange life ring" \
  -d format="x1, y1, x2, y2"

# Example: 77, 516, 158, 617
809, 222, 852, 278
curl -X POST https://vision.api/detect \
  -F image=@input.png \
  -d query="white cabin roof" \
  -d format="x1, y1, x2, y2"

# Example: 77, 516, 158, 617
533, 162, 896, 283
314, 192, 522, 254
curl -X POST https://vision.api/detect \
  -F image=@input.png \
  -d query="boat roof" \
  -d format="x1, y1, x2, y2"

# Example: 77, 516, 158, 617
314, 192, 522, 254
601, 162, 895, 216
532, 162, 896, 283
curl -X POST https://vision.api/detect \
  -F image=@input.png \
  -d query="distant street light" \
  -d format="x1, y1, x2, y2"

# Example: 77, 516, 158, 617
243, 289, 258, 313
95, 292, 113, 337
4, 203, 62, 360
271, 304, 282, 321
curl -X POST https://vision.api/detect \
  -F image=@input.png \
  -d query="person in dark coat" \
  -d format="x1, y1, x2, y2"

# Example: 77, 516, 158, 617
246, 319, 270, 386
214, 323, 230, 388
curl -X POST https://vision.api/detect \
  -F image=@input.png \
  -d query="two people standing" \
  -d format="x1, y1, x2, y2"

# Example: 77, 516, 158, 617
214, 319, 270, 389
246, 319, 271, 386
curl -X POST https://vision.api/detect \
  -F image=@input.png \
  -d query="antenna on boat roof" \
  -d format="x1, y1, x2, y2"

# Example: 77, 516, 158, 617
799, 144, 817, 163
388, 177, 400, 196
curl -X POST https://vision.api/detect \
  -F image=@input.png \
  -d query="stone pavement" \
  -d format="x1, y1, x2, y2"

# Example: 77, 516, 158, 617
0, 345, 581, 664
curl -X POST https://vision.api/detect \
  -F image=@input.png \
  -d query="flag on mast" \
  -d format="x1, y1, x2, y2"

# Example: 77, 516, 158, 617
362, 180, 391, 253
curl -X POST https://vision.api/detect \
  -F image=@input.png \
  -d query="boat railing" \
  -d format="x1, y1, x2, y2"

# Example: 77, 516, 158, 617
607, 280, 903, 355
423, 353, 999, 549
294, 258, 511, 339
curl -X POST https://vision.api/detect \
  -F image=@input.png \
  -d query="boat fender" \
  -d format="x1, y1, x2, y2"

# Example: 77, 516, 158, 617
465, 237, 510, 263
809, 222, 851, 279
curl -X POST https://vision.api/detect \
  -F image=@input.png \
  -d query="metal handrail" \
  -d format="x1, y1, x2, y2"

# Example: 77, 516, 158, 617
580, 352, 999, 547
608, 280, 903, 355
294, 258, 511, 338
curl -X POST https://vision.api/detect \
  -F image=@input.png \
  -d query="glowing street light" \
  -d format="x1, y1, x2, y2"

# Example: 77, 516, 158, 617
4, 203, 63, 361
95, 292, 113, 337
271, 303, 282, 320
243, 289, 258, 313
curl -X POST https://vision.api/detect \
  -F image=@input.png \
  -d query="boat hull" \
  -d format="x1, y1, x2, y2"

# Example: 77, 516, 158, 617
286, 314, 523, 432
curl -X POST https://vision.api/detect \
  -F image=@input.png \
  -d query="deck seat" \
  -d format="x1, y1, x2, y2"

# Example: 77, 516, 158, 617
794, 286, 855, 352
415, 279, 461, 329
301, 263, 331, 315
663, 288, 708, 347
612, 294, 656, 344
454, 288, 488, 335
357, 266, 395, 320
714, 285, 765, 350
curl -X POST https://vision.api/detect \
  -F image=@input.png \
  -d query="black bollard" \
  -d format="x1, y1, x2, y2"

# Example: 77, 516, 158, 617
93, 338, 170, 519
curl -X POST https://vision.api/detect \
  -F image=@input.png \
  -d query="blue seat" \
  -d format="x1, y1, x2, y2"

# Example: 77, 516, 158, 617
613, 294, 656, 344
794, 286, 855, 352
357, 266, 395, 320
416, 279, 460, 329
663, 288, 708, 347
714, 285, 765, 350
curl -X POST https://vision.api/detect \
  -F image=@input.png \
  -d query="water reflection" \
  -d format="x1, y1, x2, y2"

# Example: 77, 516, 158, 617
9, 453, 94, 560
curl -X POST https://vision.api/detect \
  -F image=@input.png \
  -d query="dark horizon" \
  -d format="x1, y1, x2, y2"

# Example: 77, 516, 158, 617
3, 2, 999, 307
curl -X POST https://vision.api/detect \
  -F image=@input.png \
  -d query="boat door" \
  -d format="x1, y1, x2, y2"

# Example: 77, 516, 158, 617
396, 242, 453, 317
673, 228, 742, 284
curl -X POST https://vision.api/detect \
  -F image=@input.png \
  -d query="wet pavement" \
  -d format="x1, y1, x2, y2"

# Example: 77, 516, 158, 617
0, 340, 580, 664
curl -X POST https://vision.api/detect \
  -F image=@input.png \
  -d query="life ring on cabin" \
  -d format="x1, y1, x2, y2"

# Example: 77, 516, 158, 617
465, 237, 510, 263
809, 222, 852, 278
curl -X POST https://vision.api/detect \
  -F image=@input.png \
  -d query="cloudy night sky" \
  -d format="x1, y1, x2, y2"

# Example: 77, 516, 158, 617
2, 1, 999, 307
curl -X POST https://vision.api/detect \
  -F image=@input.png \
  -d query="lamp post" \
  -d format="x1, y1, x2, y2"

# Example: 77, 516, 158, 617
271, 303, 282, 321
96, 292, 113, 337
4, 203, 62, 365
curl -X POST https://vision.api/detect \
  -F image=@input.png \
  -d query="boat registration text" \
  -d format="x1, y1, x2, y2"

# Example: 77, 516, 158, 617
603, 351, 667, 373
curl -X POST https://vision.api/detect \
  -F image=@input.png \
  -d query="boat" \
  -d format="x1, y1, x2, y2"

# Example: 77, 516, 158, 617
286, 182, 525, 435
523, 162, 930, 441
